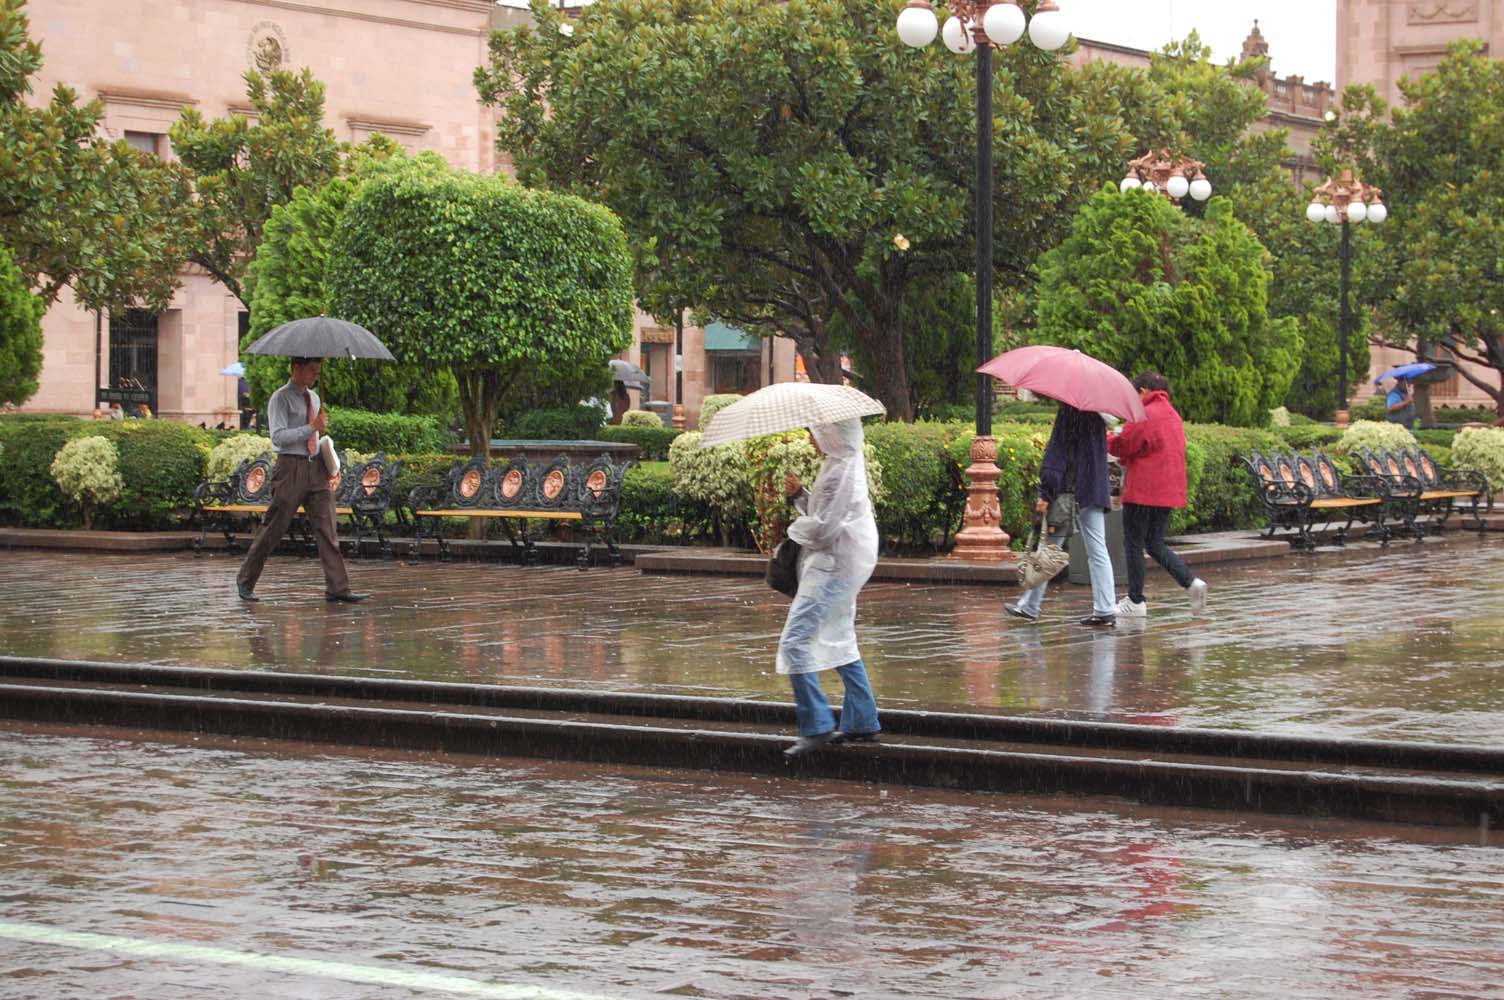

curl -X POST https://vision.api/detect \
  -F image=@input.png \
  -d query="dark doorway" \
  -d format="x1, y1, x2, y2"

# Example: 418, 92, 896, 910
108, 309, 158, 415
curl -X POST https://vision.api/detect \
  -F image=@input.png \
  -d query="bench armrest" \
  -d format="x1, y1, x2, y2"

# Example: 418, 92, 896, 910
1339, 473, 1399, 501
407, 483, 447, 513
194, 479, 235, 507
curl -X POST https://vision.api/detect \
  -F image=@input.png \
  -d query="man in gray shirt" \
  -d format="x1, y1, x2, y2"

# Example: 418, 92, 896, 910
236, 357, 367, 603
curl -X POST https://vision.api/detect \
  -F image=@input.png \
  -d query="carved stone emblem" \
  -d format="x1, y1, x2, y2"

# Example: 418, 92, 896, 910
1408, 2, 1478, 24
500, 468, 523, 499
247, 22, 290, 74
542, 470, 565, 501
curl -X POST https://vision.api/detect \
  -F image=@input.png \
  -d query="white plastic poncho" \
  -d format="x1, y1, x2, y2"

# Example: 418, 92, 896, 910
775, 419, 879, 675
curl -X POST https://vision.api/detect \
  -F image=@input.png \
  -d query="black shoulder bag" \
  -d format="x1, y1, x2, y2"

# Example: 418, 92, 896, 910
766, 538, 802, 597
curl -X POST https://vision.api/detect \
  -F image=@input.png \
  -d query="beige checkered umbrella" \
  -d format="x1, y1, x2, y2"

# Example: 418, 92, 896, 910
698, 382, 885, 448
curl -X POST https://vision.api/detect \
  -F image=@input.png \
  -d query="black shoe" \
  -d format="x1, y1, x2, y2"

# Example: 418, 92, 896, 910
325, 591, 369, 603
237, 584, 259, 602
832, 731, 880, 745
1077, 614, 1116, 628
783, 731, 839, 759
1004, 602, 1039, 623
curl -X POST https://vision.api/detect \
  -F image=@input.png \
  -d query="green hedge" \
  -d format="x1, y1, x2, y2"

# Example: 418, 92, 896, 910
507, 404, 605, 441
597, 424, 684, 460
1180, 424, 1284, 532
0, 415, 210, 529
327, 407, 451, 455
1270, 423, 1343, 450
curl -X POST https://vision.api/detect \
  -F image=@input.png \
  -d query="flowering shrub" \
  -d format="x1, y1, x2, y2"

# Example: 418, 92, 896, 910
1269, 406, 1291, 428
1335, 419, 1418, 461
1450, 427, 1504, 495
50, 436, 124, 529
620, 409, 662, 429
742, 430, 884, 553
668, 430, 754, 541
207, 433, 275, 481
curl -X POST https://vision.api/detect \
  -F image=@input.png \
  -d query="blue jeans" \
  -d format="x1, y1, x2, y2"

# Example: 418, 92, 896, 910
788, 659, 880, 737
1016, 506, 1116, 618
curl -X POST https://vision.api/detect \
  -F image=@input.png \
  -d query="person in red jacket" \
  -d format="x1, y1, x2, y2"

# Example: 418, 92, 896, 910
1106, 373, 1207, 618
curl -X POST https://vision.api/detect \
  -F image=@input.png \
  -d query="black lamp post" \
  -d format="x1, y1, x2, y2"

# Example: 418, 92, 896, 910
896, 0, 1069, 560
1306, 169, 1387, 426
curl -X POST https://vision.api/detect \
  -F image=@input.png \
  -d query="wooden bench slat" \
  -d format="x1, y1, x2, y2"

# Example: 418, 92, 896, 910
202, 504, 354, 515
413, 509, 584, 520
1419, 489, 1480, 500
1308, 497, 1382, 509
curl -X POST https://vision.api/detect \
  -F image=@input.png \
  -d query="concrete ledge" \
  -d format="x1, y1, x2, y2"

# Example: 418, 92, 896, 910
0, 528, 197, 552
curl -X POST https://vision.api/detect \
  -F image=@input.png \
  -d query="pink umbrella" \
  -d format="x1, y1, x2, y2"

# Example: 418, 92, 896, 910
978, 346, 1147, 422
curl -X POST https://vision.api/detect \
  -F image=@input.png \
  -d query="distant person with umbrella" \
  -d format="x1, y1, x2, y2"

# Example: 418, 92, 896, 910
1385, 375, 1417, 430
235, 317, 392, 604
1106, 373, 1208, 620
1005, 402, 1117, 628
608, 380, 631, 425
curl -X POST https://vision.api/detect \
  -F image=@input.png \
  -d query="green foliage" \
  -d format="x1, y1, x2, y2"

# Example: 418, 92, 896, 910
0, 239, 42, 405
243, 162, 459, 419
507, 404, 606, 442
89, 420, 211, 527
390, 452, 460, 512
1270, 423, 1343, 450
207, 434, 274, 481
50, 436, 122, 529
1435, 406, 1498, 425
325, 407, 450, 455
668, 430, 754, 531
620, 409, 663, 429
597, 424, 684, 460
1335, 419, 1419, 458
1167, 436, 1206, 536
1450, 427, 1504, 491
697, 394, 744, 429
171, 68, 342, 308
1413, 428, 1455, 449
0, 0, 191, 310
1034, 189, 1301, 427
327, 155, 635, 457
479, 0, 1158, 420
1269, 406, 1291, 428
864, 420, 969, 551
743, 431, 823, 552
0, 414, 76, 525
1180, 423, 1284, 532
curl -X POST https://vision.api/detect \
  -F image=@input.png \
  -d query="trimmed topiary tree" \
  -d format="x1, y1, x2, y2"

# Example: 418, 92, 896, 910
327, 155, 634, 458
1034, 187, 1302, 427
1335, 419, 1419, 460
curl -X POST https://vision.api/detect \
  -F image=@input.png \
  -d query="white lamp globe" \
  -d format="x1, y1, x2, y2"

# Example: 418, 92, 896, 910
1166, 174, 1190, 199
1142, 181, 1157, 194
1306, 202, 1325, 223
982, 3, 1026, 45
941, 15, 973, 54
1367, 202, 1387, 223
1324, 204, 1340, 224
1120, 176, 1142, 193
896, 4, 939, 48
1347, 201, 1368, 223
1027, 8, 1070, 50
1189, 177, 1212, 201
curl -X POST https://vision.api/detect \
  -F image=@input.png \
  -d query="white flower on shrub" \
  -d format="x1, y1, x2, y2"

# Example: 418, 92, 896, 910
1269, 406, 1291, 428
207, 433, 274, 481
50, 435, 124, 529
1451, 426, 1504, 493
620, 410, 662, 429
1335, 419, 1418, 458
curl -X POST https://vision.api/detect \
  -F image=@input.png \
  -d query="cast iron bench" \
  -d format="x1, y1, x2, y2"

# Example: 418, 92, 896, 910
1356, 446, 1490, 538
193, 452, 403, 559
1241, 449, 1394, 550
406, 452, 633, 569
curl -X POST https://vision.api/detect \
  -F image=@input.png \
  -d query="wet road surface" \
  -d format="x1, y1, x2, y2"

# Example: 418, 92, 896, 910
1, 538, 1500, 744
2, 728, 1502, 1000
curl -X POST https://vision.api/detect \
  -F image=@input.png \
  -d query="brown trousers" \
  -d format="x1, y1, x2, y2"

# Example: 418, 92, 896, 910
236, 454, 350, 595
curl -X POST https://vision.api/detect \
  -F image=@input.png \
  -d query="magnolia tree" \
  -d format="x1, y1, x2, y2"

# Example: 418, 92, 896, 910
1034, 188, 1301, 426
326, 156, 634, 456
0, 241, 42, 406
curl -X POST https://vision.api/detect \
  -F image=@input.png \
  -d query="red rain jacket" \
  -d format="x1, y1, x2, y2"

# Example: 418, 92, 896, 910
1107, 389, 1187, 509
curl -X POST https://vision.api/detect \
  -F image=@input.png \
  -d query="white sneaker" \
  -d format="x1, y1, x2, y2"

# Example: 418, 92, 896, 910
1115, 596, 1147, 618
1188, 578, 1208, 616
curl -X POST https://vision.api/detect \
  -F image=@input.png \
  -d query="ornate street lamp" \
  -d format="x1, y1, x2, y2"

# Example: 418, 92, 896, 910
896, 0, 1070, 562
1305, 168, 1386, 426
1121, 149, 1212, 203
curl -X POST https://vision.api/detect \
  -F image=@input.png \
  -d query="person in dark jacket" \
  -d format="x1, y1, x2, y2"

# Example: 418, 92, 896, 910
1005, 402, 1117, 627
1106, 373, 1207, 619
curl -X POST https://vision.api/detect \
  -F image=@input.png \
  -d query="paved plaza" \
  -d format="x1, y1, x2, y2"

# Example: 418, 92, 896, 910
0, 537, 1501, 743
2, 537, 1503, 998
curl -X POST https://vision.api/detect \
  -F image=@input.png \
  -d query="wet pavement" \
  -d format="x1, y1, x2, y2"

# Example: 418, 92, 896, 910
1, 538, 1501, 745
2, 727, 1502, 1000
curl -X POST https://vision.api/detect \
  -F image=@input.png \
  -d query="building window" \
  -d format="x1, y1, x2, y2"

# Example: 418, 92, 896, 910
108, 309, 158, 416
123, 131, 161, 157
711, 352, 761, 395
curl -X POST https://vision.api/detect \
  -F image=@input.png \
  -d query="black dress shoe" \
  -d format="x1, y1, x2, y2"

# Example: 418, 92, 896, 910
325, 591, 369, 603
1004, 602, 1039, 622
831, 731, 880, 745
237, 584, 259, 602
783, 731, 839, 759
1076, 614, 1116, 628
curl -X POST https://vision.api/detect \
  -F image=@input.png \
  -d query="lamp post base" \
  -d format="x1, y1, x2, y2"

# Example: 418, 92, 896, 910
1334, 408, 1350, 430
949, 435, 1012, 562
672, 403, 686, 430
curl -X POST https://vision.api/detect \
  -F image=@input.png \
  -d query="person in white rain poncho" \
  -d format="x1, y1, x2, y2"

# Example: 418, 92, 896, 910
777, 418, 881, 758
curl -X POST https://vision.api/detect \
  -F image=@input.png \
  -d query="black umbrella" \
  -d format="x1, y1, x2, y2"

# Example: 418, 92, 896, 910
245, 317, 395, 361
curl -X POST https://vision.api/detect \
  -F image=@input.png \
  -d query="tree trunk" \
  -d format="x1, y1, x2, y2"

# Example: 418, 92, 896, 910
1415, 336, 1435, 427
856, 305, 913, 422
456, 369, 504, 540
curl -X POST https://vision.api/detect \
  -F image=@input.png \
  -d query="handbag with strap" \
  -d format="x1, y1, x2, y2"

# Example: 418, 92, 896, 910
1015, 512, 1070, 591
766, 537, 802, 597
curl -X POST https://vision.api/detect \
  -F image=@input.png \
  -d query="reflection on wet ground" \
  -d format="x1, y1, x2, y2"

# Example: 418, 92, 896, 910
0, 539, 1500, 744
2, 729, 1501, 1000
